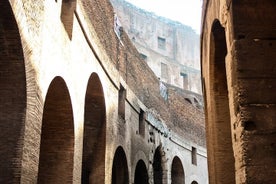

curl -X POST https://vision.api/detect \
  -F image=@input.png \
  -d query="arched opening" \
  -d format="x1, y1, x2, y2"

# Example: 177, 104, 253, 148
0, 1, 26, 182
153, 147, 163, 184
134, 160, 149, 184
171, 156, 185, 184
38, 77, 74, 183
81, 73, 106, 184
112, 146, 129, 184
61, 0, 76, 39
191, 181, 198, 184
207, 20, 235, 183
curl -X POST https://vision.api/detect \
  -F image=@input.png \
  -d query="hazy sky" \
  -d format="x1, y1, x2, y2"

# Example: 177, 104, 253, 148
124, 0, 203, 33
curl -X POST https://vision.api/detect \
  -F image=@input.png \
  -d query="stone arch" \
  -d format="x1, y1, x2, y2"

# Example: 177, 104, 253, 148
112, 146, 129, 184
81, 73, 106, 184
61, 0, 76, 39
191, 181, 198, 184
206, 19, 235, 183
153, 146, 164, 184
0, 1, 26, 182
171, 156, 185, 184
134, 160, 149, 184
38, 77, 74, 183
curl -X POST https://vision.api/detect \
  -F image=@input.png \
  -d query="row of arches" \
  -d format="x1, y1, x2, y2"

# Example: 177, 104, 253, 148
37, 74, 106, 183
0, 1, 199, 183
112, 146, 198, 184
0, 3, 106, 179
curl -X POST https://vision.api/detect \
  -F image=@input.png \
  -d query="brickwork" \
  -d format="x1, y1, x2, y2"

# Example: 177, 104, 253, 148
111, 0, 202, 94
0, 1, 27, 183
201, 0, 276, 183
0, 0, 207, 183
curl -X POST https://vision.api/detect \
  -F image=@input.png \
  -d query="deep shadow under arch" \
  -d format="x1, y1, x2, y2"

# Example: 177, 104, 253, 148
112, 146, 129, 184
38, 77, 74, 183
0, 1, 26, 182
206, 20, 235, 183
153, 146, 163, 184
134, 160, 149, 184
82, 73, 106, 184
171, 156, 185, 184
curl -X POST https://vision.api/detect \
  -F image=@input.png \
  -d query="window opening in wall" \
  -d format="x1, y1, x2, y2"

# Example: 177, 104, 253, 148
158, 36, 166, 50
161, 63, 169, 80
140, 53, 147, 61
139, 109, 145, 137
180, 73, 188, 90
118, 84, 126, 121
191, 147, 197, 165
61, 0, 76, 39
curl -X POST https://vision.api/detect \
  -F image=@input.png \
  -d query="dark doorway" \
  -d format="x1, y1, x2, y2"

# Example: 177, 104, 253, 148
134, 160, 149, 184
0, 1, 26, 182
153, 147, 163, 184
171, 156, 185, 184
38, 77, 74, 183
112, 146, 129, 184
81, 73, 106, 184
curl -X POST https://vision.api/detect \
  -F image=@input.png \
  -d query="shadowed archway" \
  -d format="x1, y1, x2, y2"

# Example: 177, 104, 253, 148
0, 1, 26, 182
134, 160, 149, 184
81, 73, 106, 184
38, 77, 74, 183
171, 156, 185, 184
153, 146, 163, 184
205, 20, 235, 183
112, 146, 129, 184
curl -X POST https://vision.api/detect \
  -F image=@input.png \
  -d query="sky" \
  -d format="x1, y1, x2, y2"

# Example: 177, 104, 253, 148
124, 0, 203, 33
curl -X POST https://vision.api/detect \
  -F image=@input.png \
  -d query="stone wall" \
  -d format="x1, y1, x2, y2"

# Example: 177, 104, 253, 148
0, 0, 207, 183
201, 0, 276, 183
111, 0, 202, 94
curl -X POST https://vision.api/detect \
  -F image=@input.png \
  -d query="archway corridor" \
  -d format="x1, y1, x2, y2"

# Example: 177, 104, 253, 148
81, 73, 106, 184
153, 147, 163, 184
134, 160, 149, 184
38, 77, 74, 183
205, 19, 235, 184
112, 146, 129, 184
0, 1, 26, 182
171, 156, 185, 184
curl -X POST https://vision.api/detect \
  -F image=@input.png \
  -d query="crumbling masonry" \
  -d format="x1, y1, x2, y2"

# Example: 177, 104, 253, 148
201, 0, 276, 183
0, 0, 207, 184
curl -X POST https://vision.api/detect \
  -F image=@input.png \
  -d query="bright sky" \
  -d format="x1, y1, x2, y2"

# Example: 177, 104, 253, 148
124, 0, 202, 33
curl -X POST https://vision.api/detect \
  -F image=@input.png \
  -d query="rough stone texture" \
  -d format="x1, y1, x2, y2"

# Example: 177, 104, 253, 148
0, 0, 207, 183
201, 0, 276, 183
111, 0, 202, 94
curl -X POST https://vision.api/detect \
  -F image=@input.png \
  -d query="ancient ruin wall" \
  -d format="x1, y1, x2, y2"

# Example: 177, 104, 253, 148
0, 0, 208, 183
111, 0, 202, 94
201, 0, 276, 183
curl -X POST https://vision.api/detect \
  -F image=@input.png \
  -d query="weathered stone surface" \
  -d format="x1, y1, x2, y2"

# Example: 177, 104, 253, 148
111, 0, 202, 94
201, 0, 276, 183
0, 0, 207, 183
